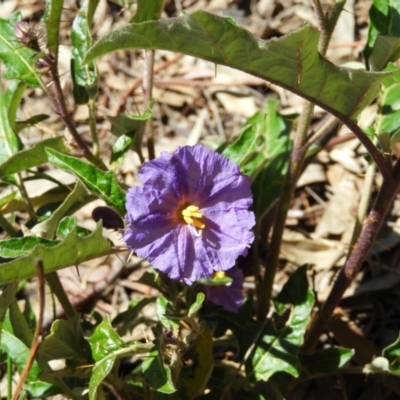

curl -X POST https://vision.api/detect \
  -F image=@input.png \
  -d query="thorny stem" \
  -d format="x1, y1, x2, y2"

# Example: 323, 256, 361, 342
144, 50, 156, 160
302, 164, 400, 352
46, 51, 106, 170
257, 2, 347, 319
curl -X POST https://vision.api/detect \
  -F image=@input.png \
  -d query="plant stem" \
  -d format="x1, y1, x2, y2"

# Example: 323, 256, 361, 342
0, 213, 16, 236
302, 163, 400, 352
46, 51, 106, 170
144, 50, 156, 160
257, 0, 349, 320
88, 98, 100, 158
46, 271, 77, 318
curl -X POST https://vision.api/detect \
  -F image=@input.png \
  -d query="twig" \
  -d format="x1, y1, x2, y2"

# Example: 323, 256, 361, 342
12, 259, 45, 400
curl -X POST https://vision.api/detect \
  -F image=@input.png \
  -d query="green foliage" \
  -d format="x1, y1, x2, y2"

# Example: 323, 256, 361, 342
43, 0, 63, 56
71, 0, 99, 103
131, 0, 164, 22
46, 148, 126, 215
246, 266, 314, 381
85, 11, 388, 118
108, 107, 153, 165
0, 13, 41, 87
0, 219, 111, 283
1, 1, 400, 398
365, 0, 400, 70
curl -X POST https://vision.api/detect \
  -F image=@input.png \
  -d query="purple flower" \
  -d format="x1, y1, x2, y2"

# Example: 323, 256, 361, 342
124, 144, 255, 285
204, 268, 244, 312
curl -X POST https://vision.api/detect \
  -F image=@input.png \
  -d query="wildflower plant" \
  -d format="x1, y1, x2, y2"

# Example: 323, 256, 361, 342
0, 0, 399, 399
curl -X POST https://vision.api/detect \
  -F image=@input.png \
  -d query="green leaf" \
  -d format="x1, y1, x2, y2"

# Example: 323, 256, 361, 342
212, 298, 261, 360
365, 0, 400, 70
142, 339, 176, 394
0, 220, 111, 283
382, 334, 400, 375
14, 113, 49, 133
85, 11, 389, 118
375, 64, 400, 141
247, 265, 314, 381
368, 36, 400, 71
0, 13, 41, 86
249, 100, 292, 219
88, 315, 125, 362
156, 296, 180, 336
0, 137, 65, 178
0, 330, 54, 397
71, 0, 99, 98
0, 283, 17, 321
131, 0, 164, 22
224, 99, 291, 178
188, 292, 205, 317
56, 216, 90, 238
30, 182, 89, 239
0, 80, 23, 164
181, 326, 213, 399
112, 297, 155, 335
302, 347, 354, 375
43, 0, 63, 56
0, 236, 59, 258
108, 107, 153, 164
38, 314, 92, 367
46, 148, 126, 215
89, 355, 116, 400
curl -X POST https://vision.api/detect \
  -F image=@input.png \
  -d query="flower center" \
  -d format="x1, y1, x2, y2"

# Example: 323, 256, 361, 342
181, 205, 205, 230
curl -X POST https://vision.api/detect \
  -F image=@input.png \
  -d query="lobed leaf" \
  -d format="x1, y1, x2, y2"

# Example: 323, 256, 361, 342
0, 219, 111, 284
0, 236, 59, 258
46, 148, 126, 215
85, 11, 389, 118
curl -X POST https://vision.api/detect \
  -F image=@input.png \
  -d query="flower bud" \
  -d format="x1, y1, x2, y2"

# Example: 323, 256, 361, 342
14, 21, 41, 53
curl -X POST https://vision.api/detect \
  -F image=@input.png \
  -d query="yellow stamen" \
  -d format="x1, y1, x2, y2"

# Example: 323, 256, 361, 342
181, 205, 205, 230
214, 271, 226, 279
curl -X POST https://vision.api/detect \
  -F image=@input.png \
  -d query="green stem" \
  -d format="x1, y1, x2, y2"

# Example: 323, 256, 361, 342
46, 272, 77, 318
16, 173, 36, 218
88, 98, 100, 158
0, 213, 16, 236
144, 50, 156, 160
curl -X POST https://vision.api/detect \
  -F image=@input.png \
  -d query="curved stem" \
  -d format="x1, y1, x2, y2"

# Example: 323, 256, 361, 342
302, 163, 400, 352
